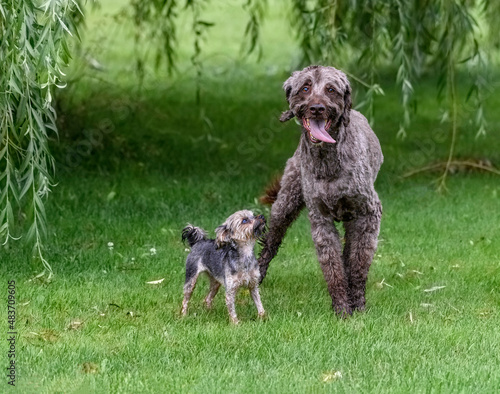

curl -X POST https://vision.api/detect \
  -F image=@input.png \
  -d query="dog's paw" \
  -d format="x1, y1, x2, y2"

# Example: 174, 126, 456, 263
350, 296, 366, 312
333, 304, 353, 319
351, 303, 366, 312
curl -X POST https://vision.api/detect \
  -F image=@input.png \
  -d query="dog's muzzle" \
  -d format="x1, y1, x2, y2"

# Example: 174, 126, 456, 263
253, 215, 266, 236
302, 118, 335, 144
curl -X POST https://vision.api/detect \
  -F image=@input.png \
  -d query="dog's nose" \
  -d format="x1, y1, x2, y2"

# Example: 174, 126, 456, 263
256, 214, 265, 222
309, 104, 325, 116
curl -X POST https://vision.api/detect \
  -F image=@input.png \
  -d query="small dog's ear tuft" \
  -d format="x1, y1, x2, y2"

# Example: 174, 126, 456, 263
215, 224, 231, 248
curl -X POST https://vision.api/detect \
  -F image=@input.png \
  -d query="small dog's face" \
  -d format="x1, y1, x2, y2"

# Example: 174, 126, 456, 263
215, 210, 266, 248
280, 65, 352, 145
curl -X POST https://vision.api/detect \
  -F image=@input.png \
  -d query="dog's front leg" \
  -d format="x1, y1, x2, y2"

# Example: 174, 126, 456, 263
225, 286, 239, 324
249, 285, 266, 319
343, 200, 382, 311
309, 210, 352, 317
259, 154, 304, 282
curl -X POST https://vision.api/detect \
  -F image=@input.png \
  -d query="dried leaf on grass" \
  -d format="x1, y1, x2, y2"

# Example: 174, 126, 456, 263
423, 285, 446, 292
146, 278, 165, 285
81, 362, 99, 374
68, 320, 84, 330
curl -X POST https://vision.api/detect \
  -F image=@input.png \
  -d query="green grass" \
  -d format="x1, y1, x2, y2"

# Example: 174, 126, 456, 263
2, 1, 500, 392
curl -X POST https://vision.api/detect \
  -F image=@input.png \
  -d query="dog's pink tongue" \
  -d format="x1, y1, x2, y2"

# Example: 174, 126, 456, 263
309, 119, 336, 143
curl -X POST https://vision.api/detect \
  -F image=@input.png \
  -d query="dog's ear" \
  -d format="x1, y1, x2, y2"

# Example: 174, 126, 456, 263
279, 110, 295, 122
340, 82, 352, 128
215, 224, 232, 248
280, 74, 296, 122
283, 75, 294, 103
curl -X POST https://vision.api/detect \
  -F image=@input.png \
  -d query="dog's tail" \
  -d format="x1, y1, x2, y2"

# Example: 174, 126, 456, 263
259, 175, 282, 206
182, 225, 207, 247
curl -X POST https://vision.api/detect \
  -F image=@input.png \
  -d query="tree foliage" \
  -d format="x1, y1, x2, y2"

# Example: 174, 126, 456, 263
0, 0, 84, 274
286, 0, 496, 189
1, 0, 498, 269
130, 1, 495, 147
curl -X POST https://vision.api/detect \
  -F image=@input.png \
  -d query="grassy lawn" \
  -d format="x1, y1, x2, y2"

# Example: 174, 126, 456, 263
2, 1, 500, 392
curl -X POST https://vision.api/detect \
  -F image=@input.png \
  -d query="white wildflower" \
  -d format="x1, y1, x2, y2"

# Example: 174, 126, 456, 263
322, 370, 342, 382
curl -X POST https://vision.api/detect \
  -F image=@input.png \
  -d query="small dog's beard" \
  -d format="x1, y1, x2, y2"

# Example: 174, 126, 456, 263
230, 221, 266, 244
253, 221, 266, 239
234, 226, 259, 242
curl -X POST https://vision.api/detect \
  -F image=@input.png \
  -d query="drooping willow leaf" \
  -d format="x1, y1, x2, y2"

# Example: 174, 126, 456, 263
0, 0, 86, 274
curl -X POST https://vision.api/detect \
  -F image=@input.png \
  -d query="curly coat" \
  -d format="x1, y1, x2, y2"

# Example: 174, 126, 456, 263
258, 65, 383, 317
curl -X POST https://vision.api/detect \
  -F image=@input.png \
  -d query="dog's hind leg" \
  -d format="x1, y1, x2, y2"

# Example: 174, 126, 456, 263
343, 200, 382, 311
204, 276, 221, 309
259, 153, 304, 282
309, 210, 352, 317
181, 261, 201, 316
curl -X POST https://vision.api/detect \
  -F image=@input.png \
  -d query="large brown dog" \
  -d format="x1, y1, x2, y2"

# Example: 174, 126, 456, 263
259, 65, 383, 317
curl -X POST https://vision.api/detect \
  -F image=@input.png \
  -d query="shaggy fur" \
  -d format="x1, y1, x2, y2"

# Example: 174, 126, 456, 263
181, 210, 267, 324
258, 65, 383, 317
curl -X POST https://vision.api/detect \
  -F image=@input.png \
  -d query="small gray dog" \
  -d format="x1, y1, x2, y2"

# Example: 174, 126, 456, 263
181, 210, 266, 324
259, 65, 383, 317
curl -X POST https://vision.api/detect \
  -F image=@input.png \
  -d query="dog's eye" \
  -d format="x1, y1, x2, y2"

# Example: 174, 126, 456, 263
327, 87, 334, 93
242, 219, 248, 224
302, 86, 310, 93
